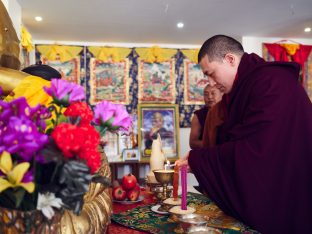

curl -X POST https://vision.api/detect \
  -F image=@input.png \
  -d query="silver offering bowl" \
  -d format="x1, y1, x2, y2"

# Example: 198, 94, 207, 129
178, 213, 208, 233
187, 226, 222, 234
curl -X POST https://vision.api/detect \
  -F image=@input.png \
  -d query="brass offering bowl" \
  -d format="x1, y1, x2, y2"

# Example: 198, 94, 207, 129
153, 169, 174, 201
154, 187, 173, 203
153, 169, 174, 184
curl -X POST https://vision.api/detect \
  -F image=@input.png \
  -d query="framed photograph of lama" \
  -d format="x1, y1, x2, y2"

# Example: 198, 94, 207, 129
183, 60, 208, 105
42, 58, 81, 84
138, 104, 179, 162
138, 60, 176, 103
89, 58, 130, 105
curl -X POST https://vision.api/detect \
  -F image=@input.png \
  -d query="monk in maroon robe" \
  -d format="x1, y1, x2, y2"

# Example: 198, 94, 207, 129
177, 35, 312, 234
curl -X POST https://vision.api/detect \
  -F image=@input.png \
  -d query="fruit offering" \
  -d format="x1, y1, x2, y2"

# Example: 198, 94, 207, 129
112, 174, 141, 201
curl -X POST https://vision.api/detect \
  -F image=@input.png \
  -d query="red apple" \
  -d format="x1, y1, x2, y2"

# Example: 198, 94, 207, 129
121, 174, 137, 190
127, 184, 141, 201
112, 186, 127, 201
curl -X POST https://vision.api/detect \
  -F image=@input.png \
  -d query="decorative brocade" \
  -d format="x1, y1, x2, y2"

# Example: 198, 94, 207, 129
36, 45, 83, 62
136, 47, 177, 63
88, 46, 131, 62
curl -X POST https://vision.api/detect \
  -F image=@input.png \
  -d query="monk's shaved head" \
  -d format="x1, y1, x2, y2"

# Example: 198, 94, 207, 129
198, 35, 244, 63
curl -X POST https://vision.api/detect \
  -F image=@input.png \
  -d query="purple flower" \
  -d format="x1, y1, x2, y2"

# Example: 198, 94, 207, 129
0, 116, 49, 161
44, 79, 85, 107
0, 97, 30, 122
29, 104, 51, 131
112, 104, 132, 131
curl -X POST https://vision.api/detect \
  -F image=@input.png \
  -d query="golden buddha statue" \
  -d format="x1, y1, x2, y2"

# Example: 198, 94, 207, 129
0, 1, 112, 233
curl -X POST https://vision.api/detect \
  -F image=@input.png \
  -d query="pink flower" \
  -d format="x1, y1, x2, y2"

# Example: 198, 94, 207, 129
44, 79, 85, 107
93, 100, 132, 135
93, 101, 117, 124
112, 104, 132, 131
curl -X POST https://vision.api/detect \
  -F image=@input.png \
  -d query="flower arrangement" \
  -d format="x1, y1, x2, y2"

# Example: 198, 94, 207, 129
0, 78, 131, 219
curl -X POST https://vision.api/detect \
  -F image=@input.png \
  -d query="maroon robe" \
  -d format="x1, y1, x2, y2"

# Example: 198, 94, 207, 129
194, 106, 209, 140
189, 53, 312, 234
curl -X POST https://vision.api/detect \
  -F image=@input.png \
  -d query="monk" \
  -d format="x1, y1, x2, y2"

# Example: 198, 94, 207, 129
189, 83, 223, 149
176, 35, 312, 234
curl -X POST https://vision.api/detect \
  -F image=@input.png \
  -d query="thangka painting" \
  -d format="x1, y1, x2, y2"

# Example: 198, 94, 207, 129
184, 60, 208, 105
138, 60, 176, 103
42, 58, 80, 84
89, 58, 130, 105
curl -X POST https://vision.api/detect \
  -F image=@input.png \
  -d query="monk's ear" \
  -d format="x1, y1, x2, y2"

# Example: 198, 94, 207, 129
224, 53, 237, 67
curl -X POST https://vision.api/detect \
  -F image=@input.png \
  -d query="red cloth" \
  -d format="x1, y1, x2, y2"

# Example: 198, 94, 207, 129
264, 43, 289, 61
189, 53, 312, 234
264, 43, 312, 84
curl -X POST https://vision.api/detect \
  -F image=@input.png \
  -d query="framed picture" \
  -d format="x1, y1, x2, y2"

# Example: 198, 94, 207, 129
138, 104, 179, 162
138, 60, 176, 103
123, 149, 140, 161
183, 60, 208, 105
89, 58, 130, 105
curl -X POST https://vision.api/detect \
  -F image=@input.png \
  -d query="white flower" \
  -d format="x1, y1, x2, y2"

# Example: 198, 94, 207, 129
37, 192, 63, 219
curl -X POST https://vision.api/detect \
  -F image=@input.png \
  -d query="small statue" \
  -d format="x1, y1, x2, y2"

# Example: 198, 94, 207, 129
146, 133, 165, 183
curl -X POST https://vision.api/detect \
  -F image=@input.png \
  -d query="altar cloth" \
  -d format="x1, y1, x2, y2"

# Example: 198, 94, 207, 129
111, 192, 259, 234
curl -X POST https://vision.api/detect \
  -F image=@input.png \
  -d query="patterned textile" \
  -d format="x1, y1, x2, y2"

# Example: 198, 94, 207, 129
111, 192, 259, 234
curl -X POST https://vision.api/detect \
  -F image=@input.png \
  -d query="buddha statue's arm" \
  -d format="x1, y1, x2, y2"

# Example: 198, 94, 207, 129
0, 67, 28, 96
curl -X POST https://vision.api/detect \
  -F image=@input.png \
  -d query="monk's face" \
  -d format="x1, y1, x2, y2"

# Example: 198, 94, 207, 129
204, 86, 223, 108
200, 54, 238, 93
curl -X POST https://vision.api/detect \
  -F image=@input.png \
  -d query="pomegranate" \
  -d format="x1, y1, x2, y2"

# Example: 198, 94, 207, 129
121, 173, 137, 190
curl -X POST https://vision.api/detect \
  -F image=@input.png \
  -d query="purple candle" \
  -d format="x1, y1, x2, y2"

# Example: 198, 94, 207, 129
181, 165, 187, 210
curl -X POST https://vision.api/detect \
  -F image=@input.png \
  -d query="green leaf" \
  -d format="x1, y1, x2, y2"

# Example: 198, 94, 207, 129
14, 188, 26, 209
58, 114, 68, 124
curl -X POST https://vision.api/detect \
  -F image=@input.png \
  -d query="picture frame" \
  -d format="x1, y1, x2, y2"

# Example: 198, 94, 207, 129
138, 104, 179, 162
123, 148, 140, 161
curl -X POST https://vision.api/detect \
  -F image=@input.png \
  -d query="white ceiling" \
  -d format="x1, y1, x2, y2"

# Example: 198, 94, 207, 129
18, 0, 312, 45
